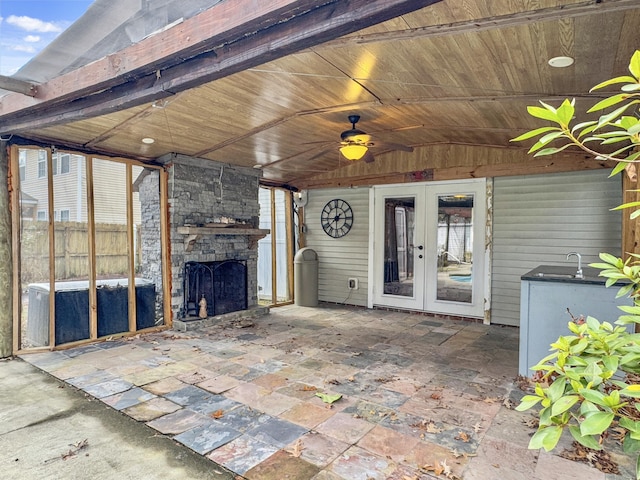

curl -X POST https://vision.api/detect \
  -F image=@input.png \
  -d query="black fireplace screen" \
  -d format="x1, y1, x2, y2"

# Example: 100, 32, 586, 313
183, 260, 247, 317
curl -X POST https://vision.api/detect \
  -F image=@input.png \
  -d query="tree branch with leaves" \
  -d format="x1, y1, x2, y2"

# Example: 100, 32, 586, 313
513, 50, 640, 479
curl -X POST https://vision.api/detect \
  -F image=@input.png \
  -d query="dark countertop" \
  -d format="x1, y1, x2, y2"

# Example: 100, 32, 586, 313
521, 265, 615, 285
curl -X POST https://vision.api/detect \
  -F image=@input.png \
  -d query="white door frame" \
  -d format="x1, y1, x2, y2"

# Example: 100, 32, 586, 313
368, 179, 489, 319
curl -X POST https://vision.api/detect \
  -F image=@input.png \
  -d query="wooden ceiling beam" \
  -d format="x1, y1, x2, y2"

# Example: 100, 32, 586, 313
0, 0, 441, 135
0, 75, 37, 97
294, 154, 615, 190
320, 0, 640, 47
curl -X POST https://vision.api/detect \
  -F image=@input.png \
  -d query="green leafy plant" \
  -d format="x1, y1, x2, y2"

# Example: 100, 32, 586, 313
513, 50, 640, 478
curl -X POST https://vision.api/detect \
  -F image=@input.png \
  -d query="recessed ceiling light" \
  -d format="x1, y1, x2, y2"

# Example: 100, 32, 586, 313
141, 137, 155, 144
548, 56, 574, 68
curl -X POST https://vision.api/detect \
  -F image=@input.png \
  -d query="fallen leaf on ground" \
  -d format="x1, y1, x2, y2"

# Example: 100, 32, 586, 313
560, 441, 620, 474
211, 409, 224, 419
502, 398, 514, 409
301, 385, 317, 391
315, 392, 342, 404
421, 458, 459, 479
411, 419, 442, 433
455, 431, 471, 442
473, 422, 482, 433
288, 438, 304, 458
61, 439, 89, 460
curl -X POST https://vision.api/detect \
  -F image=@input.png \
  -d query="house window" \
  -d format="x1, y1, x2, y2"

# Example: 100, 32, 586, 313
37, 210, 47, 221
19, 151, 26, 181
59, 210, 70, 222
53, 153, 70, 175
37, 151, 46, 178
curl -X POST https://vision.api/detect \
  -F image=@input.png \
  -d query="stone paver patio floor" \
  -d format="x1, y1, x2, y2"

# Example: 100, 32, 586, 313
21, 304, 634, 479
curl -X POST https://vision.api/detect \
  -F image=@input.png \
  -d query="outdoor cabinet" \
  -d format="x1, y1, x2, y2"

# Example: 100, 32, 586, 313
519, 265, 632, 377
27, 278, 156, 346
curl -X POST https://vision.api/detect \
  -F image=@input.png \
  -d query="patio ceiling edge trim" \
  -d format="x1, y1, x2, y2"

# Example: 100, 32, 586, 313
0, 0, 441, 136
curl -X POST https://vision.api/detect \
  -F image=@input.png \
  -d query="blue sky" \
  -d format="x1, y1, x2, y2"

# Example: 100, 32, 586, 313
0, 0, 93, 75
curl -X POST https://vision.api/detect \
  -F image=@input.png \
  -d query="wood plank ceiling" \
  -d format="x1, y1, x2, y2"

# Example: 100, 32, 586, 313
3, 0, 639, 189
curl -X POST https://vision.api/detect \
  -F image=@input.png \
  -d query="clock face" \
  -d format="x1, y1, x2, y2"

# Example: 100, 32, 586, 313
321, 199, 353, 238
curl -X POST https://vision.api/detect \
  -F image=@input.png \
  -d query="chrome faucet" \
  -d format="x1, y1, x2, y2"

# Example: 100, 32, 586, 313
566, 252, 583, 279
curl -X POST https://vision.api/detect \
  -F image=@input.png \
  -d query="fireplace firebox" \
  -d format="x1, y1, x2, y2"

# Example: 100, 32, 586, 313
182, 260, 247, 318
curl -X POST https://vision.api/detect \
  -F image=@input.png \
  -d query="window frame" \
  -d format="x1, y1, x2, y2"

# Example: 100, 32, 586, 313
37, 151, 46, 179
18, 151, 26, 181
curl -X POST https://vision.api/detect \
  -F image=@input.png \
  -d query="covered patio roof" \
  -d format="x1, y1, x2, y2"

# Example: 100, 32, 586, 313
1, 0, 637, 189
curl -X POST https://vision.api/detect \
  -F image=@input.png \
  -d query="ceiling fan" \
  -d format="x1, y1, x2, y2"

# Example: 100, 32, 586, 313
337, 115, 413, 162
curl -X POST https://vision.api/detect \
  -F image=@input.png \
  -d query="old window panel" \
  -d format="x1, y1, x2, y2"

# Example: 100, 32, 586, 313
127, 165, 164, 331
12, 145, 167, 353
258, 187, 294, 306
16, 148, 55, 350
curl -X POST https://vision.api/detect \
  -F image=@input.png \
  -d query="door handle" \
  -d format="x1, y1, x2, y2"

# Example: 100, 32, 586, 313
418, 254, 423, 259
417, 245, 424, 250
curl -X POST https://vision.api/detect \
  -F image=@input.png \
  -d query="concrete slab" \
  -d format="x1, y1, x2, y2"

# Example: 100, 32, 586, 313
0, 358, 236, 480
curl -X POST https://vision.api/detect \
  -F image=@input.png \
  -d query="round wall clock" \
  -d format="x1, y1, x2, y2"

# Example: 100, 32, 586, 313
321, 199, 353, 238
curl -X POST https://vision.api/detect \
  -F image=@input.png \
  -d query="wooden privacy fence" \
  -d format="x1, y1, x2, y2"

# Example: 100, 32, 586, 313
20, 221, 142, 285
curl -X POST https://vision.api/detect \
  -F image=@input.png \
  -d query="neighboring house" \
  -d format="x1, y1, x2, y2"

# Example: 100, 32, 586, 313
18, 148, 142, 225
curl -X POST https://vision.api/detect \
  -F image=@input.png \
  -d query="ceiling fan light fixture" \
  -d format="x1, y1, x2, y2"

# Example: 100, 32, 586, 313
340, 144, 368, 160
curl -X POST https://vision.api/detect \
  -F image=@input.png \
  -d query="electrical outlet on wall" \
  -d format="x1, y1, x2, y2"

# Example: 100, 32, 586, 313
348, 278, 358, 290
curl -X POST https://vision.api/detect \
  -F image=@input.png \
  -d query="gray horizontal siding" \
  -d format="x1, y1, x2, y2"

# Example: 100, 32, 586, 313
490, 170, 621, 326
304, 188, 369, 306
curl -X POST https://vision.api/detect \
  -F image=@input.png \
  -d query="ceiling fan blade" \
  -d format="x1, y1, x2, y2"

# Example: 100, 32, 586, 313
368, 141, 413, 152
362, 150, 375, 163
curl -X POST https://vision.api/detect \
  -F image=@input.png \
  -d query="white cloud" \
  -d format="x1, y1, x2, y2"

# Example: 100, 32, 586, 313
24, 35, 41, 43
11, 45, 37, 54
7, 15, 63, 33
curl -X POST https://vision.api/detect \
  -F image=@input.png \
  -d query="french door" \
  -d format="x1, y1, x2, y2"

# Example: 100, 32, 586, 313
370, 179, 487, 318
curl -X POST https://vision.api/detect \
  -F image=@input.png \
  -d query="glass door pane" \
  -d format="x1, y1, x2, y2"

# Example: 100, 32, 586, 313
436, 194, 473, 303
257, 187, 293, 306
383, 197, 415, 297
373, 185, 424, 311
19, 148, 53, 348
425, 180, 486, 318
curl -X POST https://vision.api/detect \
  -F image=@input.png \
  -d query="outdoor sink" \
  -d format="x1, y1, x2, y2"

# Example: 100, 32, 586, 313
535, 272, 576, 279
522, 265, 600, 282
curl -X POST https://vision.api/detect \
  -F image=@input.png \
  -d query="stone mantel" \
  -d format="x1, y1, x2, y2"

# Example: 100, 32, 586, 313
177, 226, 270, 251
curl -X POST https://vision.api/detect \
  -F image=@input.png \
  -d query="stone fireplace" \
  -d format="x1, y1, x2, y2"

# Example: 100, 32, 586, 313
158, 154, 266, 322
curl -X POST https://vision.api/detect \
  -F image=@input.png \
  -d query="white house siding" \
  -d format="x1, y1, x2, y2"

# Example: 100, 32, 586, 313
92, 160, 143, 225
304, 188, 369, 306
19, 150, 142, 225
490, 170, 622, 326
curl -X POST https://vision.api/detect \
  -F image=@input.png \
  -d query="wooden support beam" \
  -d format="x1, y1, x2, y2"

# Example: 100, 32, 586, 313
271, 189, 278, 305
10, 145, 20, 354
0, 0, 441, 134
159, 168, 172, 327
320, 0, 640, 48
285, 191, 295, 303
126, 164, 137, 333
622, 166, 640, 259
0, 142, 13, 357
46, 149, 56, 348
0, 75, 37, 97
86, 156, 98, 340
